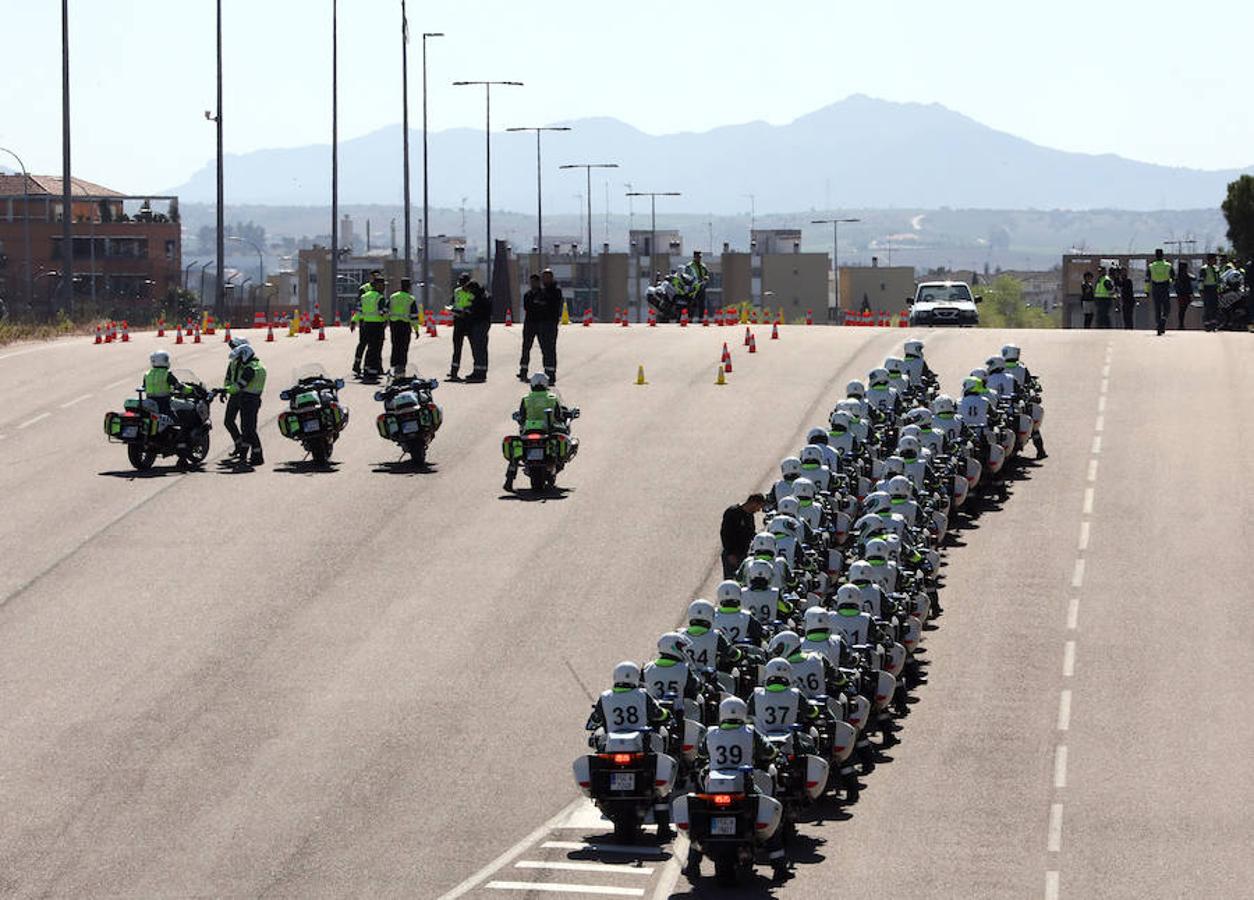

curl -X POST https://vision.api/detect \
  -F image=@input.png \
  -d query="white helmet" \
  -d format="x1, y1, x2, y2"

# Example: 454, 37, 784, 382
847, 560, 875, 584
932, 394, 956, 415
985, 355, 1005, 374
227, 335, 250, 350
904, 339, 924, 358
149, 350, 170, 368
904, 406, 933, 428
229, 343, 256, 364
716, 579, 743, 608
865, 538, 890, 563
719, 695, 748, 725
780, 456, 803, 480
846, 380, 865, 399
868, 367, 889, 388
1001, 343, 1021, 362
687, 599, 715, 631
530, 372, 550, 389
657, 631, 692, 662
828, 410, 853, 432
900, 424, 923, 441
763, 658, 792, 686
749, 532, 778, 558
887, 475, 913, 500
800, 445, 826, 467
897, 435, 921, 458
884, 357, 906, 377
803, 605, 830, 637
881, 456, 906, 478
806, 427, 828, 445
962, 376, 982, 395
745, 558, 776, 588
835, 583, 864, 612
612, 660, 642, 690
792, 477, 816, 502
969, 367, 988, 382
768, 630, 802, 659
775, 499, 801, 521
865, 491, 893, 514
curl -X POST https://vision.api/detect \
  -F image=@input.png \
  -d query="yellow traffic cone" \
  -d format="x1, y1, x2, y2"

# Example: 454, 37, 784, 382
715, 363, 727, 385
561, 301, 571, 326
418, 307, 426, 326
635, 364, 647, 385
288, 316, 299, 337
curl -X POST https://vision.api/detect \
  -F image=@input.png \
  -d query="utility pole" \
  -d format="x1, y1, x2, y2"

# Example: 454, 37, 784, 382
506, 125, 571, 273
421, 32, 443, 311
330, 0, 338, 321
625, 190, 681, 308
400, 1, 412, 279
561, 164, 618, 314
452, 80, 523, 284
214, 0, 224, 318
60, 0, 73, 315
811, 217, 860, 318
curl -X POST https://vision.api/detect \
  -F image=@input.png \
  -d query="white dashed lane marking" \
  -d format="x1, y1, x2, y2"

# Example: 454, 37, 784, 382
1057, 690, 1072, 731
1062, 641, 1075, 677
1094, 415, 1104, 432
1077, 521, 1090, 552
59, 393, 92, 408
1086, 460, 1098, 482
1047, 803, 1065, 852
1082, 487, 1094, 515
1097, 395, 1106, 412
1066, 597, 1079, 630
17, 412, 50, 430
1046, 870, 1061, 900
1070, 559, 1085, 589
1090, 435, 1102, 454
1053, 745, 1069, 789
515, 861, 655, 876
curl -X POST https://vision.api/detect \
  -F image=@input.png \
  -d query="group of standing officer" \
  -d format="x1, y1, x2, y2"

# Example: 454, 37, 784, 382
351, 270, 419, 378
1080, 248, 1238, 334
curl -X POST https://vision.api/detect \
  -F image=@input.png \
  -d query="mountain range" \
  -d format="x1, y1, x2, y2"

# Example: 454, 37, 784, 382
167, 95, 1249, 212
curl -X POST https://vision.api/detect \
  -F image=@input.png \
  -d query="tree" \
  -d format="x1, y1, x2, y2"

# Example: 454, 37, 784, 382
977, 275, 1058, 329
1220, 175, 1254, 262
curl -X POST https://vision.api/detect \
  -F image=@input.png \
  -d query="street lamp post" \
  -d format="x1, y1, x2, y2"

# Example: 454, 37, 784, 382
400, 1, 412, 279
228, 235, 264, 295
625, 191, 681, 317
452, 79, 523, 284
330, 0, 339, 325
421, 32, 444, 314
60, 0, 73, 316
561, 163, 618, 314
184, 260, 197, 291
214, 0, 224, 319
0, 146, 33, 309
811, 217, 860, 319
507, 126, 570, 274
198, 259, 215, 306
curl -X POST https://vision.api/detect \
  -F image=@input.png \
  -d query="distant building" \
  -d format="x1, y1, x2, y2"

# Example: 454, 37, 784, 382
839, 257, 916, 316
717, 230, 829, 321
0, 174, 180, 315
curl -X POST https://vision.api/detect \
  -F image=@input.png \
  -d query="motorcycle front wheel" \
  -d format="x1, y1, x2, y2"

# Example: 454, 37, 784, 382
127, 443, 156, 471
180, 432, 210, 468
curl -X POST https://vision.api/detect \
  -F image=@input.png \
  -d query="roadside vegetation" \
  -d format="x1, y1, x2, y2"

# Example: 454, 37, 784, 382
977, 275, 1059, 329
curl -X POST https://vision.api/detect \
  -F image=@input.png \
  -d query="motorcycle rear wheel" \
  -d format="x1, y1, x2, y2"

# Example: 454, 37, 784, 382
127, 444, 156, 471
713, 853, 739, 886
406, 438, 427, 466
528, 470, 547, 492
310, 439, 332, 464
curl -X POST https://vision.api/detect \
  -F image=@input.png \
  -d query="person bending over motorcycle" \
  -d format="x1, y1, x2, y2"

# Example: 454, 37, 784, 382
503, 372, 574, 491
144, 350, 182, 416
222, 342, 267, 466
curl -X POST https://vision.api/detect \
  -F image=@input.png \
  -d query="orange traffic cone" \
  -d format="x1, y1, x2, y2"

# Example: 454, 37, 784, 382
156, 317, 165, 337
94, 324, 102, 344
748, 333, 757, 354
648, 307, 657, 327
702, 312, 710, 327
743, 326, 751, 347
223, 324, 232, 343
266, 324, 275, 342
613, 308, 621, 325
121, 321, 130, 342
105, 321, 114, 343
771, 322, 779, 340
583, 307, 594, 327
806, 309, 814, 326
680, 308, 690, 327
318, 324, 326, 341
723, 348, 733, 372
175, 325, 184, 345
193, 325, 202, 344
504, 306, 514, 327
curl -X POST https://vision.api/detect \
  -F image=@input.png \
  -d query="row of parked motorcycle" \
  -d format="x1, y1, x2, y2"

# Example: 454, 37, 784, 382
101, 363, 576, 491
571, 339, 1045, 886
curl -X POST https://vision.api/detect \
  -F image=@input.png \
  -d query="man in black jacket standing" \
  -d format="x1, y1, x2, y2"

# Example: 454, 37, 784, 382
448, 272, 492, 383
720, 493, 767, 578
519, 268, 563, 384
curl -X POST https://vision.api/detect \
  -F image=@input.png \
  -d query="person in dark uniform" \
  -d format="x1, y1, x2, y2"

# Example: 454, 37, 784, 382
1174, 261, 1193, 330
1117, 266, 1137, 330
720, 493, 767, 578
448, 273, 491, 382
519, 268, 563, 384
387, 277, 419, 375
1079, 271, 1095, 329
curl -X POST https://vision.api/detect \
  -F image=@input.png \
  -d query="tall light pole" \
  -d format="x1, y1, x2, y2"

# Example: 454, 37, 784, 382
0, 147, 33, 309
812, 217, 860, 318
214, 0, 224, 319
743, 193, 755, 237
507, 126, 570, 273
60, 0, 73, 315
421, 32, 443, 310
400, 1, 412, 279
625, 190, 681, 291
330, 0, 339, 322
452, 80, 523, 284
198, 259, 215, 305
560, 163, 618, 312
228, 235, 264, 294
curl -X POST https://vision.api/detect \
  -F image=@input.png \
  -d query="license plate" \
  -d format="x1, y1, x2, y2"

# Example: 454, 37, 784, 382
121, 426, 138, 439
526, 447, 546, 461
609, 772, 635, 792
301, 419, 321, 433
401, 420, 419, 434
711, 816, 736, 836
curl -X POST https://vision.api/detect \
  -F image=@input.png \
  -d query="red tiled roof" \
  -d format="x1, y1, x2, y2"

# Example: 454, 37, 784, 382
0, 174, 123, 198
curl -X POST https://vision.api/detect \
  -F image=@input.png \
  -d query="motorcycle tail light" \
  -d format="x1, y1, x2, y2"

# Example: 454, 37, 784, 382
755, 822, 770, 830
677, 822, 689, 831
600, 752, 642, 765
712, 794, 734, 807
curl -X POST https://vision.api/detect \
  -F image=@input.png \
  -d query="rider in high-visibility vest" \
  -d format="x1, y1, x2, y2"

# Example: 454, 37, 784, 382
387, 277, 419, 376
686, 250, 710, 320
144, 349, 181, 415
504, 372, 571, 491
1146, 248, 1175, 336
222, 343, 267, 466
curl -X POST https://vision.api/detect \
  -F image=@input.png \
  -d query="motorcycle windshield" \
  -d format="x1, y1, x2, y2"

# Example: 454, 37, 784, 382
293, 363, 331, 384
170, 369, 205, 389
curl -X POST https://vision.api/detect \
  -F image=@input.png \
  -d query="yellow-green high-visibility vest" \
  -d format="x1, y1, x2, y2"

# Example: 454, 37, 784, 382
144, 368, 173, 398
1148, 259, 1173, 283
388, 291, 416, 322
1094, 276, 1113, 299
359, 290, 387, 323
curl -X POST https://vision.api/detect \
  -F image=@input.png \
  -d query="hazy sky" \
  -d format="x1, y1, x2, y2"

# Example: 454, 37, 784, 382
3, 0, 1251, 198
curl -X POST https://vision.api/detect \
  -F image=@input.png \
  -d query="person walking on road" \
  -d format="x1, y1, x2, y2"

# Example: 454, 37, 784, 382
720, 493, 767, 578
353, 274, 389, 377
388, 277, 419, 376
687, 250, 711, 321
1199, 253, 1221, 331
350, 270, 381, 375
1146, 248, 1175, 335
519, 268, 563, 384
1174, 261, 1194, 330
1094, 266, 1115, 328
222, 342, 266, 466
1117, 266, 1137, 330
1080, 271, 1095, 329
448, 272, 492, 382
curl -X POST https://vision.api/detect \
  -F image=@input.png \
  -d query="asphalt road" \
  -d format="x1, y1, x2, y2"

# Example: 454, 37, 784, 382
0, 323, 1248, 899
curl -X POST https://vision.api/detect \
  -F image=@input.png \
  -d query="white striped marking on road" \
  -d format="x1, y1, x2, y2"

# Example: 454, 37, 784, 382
486, 883, 644, 897
1097, 395, 1106, 412
1046, 870, 1060, 900
1053, 744, 1069, 789
17, 412, 50, 429
1077, 521, 1090, 552
1094, 414, 1104, 432
540, 842, 665, 857
1047, 803, 1064, 852
59, 393, 92, 408
103, 376, 135, 390
1101, 363, 1110, 378
1070, 559, 1085, 589
1057, 690, 1072, 731
1062, 641, 1075, 677
1066, 597, 1079, 630
1082, 487, 1094, 515
1090, 435, 1102, 455
1099, 378, 1109, 394
1086, 460, 1099, 483
516, 861, 654, 876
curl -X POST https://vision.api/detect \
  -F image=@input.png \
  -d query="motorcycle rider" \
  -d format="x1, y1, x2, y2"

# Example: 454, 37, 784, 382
143, 349, 182, 416
222, 342, 266, 466
503, 373, 574, 492
585, 661, 671, 747
714, 579, 765, 646
749, 658, 819, 751
680, 599, 741, 672
901, 339, 936, 388
771, 456, 804, 505
742, 558, 790, 626
800, 606, 845, 671
387, 277, 420, 376
799, 444, 834, 493
865, 368, 899, 417
1001, 344, 1047, 458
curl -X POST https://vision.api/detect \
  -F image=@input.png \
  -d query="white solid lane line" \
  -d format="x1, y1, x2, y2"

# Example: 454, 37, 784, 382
1063, 641, 1076, 677
1071, 559, 1085, 589
540, 842, 665, 857
1053, 745, 1069, 789
1077, 521, 1090, 552
1066, 597, 1079, 630
486, 883, 644, 897
17, 412, 51, 430
59, 393, 93, 408
1057, 690, 1072, 731
1046, 870, 1061, 900
516, 861, 654, 875
1047, 803, 1064, 852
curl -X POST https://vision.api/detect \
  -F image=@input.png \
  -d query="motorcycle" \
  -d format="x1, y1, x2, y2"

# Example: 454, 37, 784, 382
573, 726, 678, 843
276, 364, 349, 464
673, 766, 784, 885
375, 374, 442, 466
645, 275, 702, 323
502, 403, 580, 492
103, 369, 216, 471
